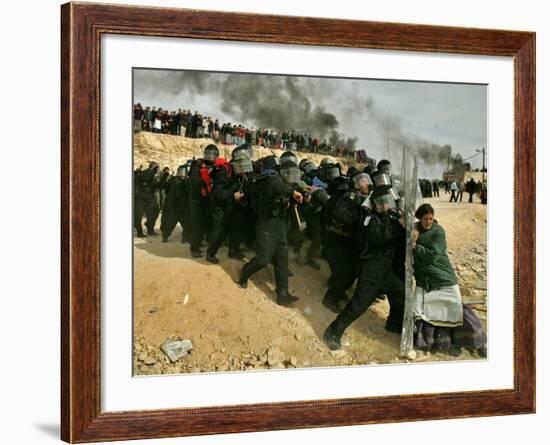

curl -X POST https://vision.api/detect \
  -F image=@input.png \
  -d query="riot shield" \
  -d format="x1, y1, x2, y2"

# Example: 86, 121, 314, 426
399, 146, 422, 358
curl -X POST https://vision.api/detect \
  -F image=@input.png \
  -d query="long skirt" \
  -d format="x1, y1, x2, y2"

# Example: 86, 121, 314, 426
414, 305, 486, 352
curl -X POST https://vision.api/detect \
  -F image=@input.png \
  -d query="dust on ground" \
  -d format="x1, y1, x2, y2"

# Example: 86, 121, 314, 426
133, 193, 487, 376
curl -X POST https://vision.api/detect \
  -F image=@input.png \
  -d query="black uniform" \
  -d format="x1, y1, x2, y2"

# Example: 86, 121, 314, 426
238, 171, 298, 304
160, 175, 189, 242
228, 173, 256, 256
206, 162, 238, 261
188, 159, 212, 256
324, 208, 406, 349
134, 168, 161, 236
323, 187, 366, 311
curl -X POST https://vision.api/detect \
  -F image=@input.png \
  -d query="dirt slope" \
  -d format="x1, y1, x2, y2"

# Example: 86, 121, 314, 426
133, 194, 487, 376
133, 131, 355, 170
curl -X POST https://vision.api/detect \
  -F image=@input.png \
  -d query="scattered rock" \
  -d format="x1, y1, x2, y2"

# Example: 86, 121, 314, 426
148, 306, 159, 314
303, 307, 312, 315
267, 346, 285, 366
329, 350, 346, 359
161, 338, 193, 363
138, 351, 148, 362
294, 333, 302, 341
144, 356, 156, 365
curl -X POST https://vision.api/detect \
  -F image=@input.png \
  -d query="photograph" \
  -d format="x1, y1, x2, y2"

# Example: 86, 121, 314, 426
132, 68, 489, 376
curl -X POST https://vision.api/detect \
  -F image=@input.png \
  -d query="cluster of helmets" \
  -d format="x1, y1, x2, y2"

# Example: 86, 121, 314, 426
195, 144, 398, 210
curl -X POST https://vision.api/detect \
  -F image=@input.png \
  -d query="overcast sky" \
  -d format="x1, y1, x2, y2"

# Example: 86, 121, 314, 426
134, 68, 487, 178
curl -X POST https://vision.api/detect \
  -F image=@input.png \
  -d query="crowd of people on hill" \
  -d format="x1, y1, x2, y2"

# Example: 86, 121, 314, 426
134, 142, 487, 358
133, 103, 358, 158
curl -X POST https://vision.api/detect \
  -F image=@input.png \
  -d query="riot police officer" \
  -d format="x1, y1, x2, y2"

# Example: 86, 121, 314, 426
227, 145, 256, 260
188, 144, 219, 257
322, 172, 372, 313
323, 185, 406, 350
236, 155, 303, 306
206, 156, 235, 264
134, 161, 162, 237
160, 164, 189, 242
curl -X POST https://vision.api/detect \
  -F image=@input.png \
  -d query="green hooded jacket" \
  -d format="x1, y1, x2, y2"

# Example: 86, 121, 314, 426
413, 221, 458, 292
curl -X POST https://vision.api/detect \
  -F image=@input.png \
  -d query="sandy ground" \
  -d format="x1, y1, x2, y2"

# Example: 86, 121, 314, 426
133, 193, 487, 376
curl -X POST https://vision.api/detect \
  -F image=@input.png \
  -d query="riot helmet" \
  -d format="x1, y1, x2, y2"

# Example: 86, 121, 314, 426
300, 160, 317, 176
281, 151, 298, 167
176, 164, 187, 177
261, 155, 280, 172
320, 156, 337, 167
352, 172, 373, 193
231, 149, 253, 175
323, 163, 341, 181
372, 171, 392, 187
280, 160, 301, 185
327, 175, 350, 196
370, 185, 396, 213
377, 159, 391, 176
203, 144, 220, 162
233, 143, 254, 160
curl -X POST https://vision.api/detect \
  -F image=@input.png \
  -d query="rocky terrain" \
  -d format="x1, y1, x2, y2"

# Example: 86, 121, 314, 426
132, 134, 487, 376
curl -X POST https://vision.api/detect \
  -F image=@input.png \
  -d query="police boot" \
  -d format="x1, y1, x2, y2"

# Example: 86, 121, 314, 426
147, 229, 159, 236
206, 253, 220, 264
191, 249, 202, 258
161, 237, 169, 243
322, 324, 342, 351
276, 290, 299, 306
236, 268, 248, 289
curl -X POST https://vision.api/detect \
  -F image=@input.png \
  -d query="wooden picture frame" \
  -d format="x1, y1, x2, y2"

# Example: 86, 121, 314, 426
61, 2, 536, 442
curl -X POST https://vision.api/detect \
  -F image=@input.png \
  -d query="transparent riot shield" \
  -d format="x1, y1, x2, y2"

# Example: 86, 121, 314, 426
398, 146, 422, 358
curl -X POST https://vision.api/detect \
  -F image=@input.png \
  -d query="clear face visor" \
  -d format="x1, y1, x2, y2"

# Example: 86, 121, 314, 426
281, 166, 301, 184
372, 193, 396, 212
374, 173, 392, 187
325, 165, 341, 180
353, 173, 373, 190
232, 157, 253, 174
302, 162, 316, 175
204, 149, 219, 162
176, 167, 187, 177
379, 164, 391, 175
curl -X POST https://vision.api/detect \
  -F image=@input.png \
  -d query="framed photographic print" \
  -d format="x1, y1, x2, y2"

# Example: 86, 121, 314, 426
61, 2, 535, 442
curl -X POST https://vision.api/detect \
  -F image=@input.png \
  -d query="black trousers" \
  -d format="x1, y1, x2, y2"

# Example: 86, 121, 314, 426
324, 231, 358, 304
228, 205, 254, 252
160, 200, 187, 240
207, 206, 231, 256
134, 194, 160, 235
449, 190, 457, 202
189, 198, 208, 252
239, 217, 289, 295
305, 212, 323, 259
328, 260, 405, 338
